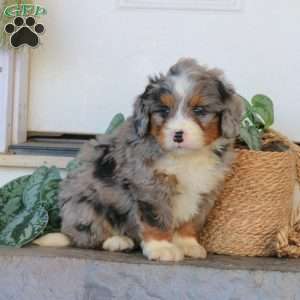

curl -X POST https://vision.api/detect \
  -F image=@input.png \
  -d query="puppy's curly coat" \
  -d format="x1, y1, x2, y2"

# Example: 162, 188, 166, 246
57, 58, 244, 261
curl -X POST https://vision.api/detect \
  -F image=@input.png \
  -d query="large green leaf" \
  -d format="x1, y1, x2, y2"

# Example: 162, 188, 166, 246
22, 166, 50, 210
0, 166, 62, 247
39, 167, 61, 210
0, 176, 31, 228
40, 174, 62, 233
251, 94, 274, 128
0, 208, 48, 248
38, 167, 61, 232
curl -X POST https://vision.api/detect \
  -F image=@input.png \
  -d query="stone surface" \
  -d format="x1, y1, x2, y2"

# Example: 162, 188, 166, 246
0, 247, 299, 300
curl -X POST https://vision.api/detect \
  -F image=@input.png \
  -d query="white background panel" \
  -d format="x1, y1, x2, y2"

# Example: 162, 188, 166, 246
28, 0, 300, 141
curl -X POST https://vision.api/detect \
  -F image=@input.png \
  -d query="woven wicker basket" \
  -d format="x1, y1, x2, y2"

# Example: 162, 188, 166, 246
200, 130, 300, 257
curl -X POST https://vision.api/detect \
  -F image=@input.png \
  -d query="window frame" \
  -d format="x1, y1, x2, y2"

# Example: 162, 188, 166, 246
118, 0, 242, 11
0, 48, 30, 153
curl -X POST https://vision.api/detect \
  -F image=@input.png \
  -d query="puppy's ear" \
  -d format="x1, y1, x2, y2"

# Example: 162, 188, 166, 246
217, 79, 244, 139
133, 85, 152, 137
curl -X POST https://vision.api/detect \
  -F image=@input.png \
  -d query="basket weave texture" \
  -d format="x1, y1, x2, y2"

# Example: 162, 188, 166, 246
200, 131, 297, 257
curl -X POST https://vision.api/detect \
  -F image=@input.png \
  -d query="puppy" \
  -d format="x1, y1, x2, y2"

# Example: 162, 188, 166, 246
57, 58, 243, 261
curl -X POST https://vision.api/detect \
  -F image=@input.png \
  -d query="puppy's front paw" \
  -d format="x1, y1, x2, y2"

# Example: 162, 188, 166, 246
141, 240, 184, 262
103, 236, 134, 252
173, 234, 207, 259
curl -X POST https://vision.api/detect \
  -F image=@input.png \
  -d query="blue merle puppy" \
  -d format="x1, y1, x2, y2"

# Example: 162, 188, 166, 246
42, 58, 243, 261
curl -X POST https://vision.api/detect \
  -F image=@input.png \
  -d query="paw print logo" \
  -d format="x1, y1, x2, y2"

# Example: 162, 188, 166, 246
4, 16, 45, 48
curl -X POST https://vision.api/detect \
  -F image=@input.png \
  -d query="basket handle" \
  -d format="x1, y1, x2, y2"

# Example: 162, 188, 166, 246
277, 182, 300, 257
277, 224, 300, 258
270, 129, 300, 257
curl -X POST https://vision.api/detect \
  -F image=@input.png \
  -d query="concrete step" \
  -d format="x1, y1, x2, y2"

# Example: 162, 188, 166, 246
0, 247, 299, 300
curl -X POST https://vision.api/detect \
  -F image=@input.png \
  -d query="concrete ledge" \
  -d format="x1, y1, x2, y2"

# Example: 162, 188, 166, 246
0, 247, 299, 300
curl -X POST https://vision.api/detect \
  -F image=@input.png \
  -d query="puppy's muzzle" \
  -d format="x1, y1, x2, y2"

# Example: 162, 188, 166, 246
173, 131, 184, 144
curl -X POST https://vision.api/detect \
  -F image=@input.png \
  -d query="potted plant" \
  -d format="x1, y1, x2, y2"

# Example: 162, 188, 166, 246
200, 94, 300, 257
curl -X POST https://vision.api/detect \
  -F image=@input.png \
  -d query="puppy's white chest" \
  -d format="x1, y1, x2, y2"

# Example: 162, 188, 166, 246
154, 151, 222, 226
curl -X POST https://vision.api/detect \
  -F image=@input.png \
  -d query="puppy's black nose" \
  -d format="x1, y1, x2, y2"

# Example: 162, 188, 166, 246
173, 131, 184, 143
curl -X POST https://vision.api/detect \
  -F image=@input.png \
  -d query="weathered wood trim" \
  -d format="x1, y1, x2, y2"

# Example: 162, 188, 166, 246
0, 49, 15, 153
118, 0, 242, 11
12, 47, 30, 145
0, 154, 72, 169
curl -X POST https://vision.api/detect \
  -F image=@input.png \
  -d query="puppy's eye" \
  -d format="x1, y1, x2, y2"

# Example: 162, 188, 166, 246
153, 106, 170, 117
193, 106, 207, 116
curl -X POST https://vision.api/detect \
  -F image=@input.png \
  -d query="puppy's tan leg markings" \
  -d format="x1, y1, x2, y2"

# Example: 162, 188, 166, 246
141, 224, 184, 261
142, 240, 184, 262
173, 222, 207, 259
142, 224, 173, 242
102, 236, 134, 252
173, 234, 207, 259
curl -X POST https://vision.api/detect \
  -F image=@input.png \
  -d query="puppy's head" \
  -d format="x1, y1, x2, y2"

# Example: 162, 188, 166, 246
133, 58, 243, 153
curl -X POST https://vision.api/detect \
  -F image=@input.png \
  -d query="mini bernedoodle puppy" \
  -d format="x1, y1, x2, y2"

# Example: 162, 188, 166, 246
55, 58, 244, 261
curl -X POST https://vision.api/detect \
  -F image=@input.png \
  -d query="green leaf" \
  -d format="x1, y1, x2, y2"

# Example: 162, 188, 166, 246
242, 111, 255, 126
40, 171, 62, 232
39, 167, 61, 210
44, 207, 61, 233
0, 166, 63, 247
251, 112, 265, 129
251, 94, 274, 128
66, 159, 82, 174
0, 208, 48, 248
240, 96, 252, 113
22, 166, 50, 210
240, 126, 262, 150
240, 96, 257, 125
105, 113, 125, 134
0, 175, 31, 228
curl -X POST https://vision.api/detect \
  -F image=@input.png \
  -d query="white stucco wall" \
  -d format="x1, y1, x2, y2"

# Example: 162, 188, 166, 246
28, 0, 300, 141
0, 167, 34, 186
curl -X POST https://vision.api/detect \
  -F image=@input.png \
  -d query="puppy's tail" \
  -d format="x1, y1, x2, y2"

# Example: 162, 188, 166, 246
33, 233, 72, 247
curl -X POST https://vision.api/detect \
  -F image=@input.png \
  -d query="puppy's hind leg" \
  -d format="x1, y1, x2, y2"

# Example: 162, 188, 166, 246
101, 206, 137, 252
103, 235, 135, 252
33, 233, 71, 247
60, 199, 114, 249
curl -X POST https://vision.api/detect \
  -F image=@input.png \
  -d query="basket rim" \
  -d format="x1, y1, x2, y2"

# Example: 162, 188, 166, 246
234, 148, 293, 156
